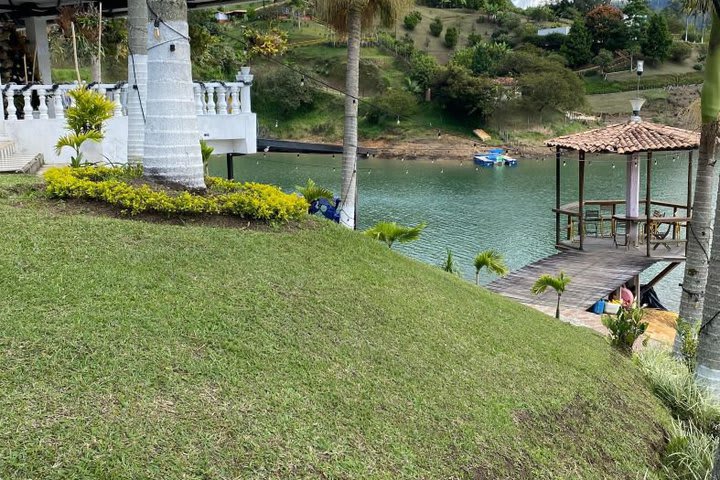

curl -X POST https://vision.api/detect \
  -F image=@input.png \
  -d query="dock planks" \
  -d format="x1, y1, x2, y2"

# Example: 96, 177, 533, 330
487, 247, 677, 310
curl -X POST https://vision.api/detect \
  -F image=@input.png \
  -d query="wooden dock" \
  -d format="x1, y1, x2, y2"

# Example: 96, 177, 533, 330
256, 138, 377, 156
487, 242, 683, 310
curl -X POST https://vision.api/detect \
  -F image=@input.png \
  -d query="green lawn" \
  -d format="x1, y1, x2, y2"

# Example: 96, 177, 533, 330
0, 174, 670, 478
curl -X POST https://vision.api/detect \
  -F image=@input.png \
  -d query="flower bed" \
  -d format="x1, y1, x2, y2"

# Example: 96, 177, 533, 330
44, 166, 308, 222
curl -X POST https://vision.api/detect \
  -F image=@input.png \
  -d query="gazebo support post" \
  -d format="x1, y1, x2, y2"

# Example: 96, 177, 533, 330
578, 150, 586, 251
687, 150, 693, 255
555, 146, 561, 247
646, 151, 653, 257
627, 153, 641, 246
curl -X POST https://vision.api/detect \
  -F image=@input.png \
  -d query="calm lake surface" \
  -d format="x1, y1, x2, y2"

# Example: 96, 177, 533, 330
209, 151, 696, 311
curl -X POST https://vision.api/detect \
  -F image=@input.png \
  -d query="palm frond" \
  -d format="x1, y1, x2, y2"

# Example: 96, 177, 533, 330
440, 248, 461, 274
364, 221, 426, 248
55, 131, 103, 155
531, 271, 570, 295
296, 179, 334, 203
315, 0, 411, 33
200, 140, 215, 166
473, 250, 509, 277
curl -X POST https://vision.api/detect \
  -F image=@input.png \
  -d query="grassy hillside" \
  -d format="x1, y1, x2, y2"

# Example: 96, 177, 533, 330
0, 174, 670, 479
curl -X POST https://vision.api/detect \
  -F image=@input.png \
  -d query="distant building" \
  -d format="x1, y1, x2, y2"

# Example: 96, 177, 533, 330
537, 26, 571, 36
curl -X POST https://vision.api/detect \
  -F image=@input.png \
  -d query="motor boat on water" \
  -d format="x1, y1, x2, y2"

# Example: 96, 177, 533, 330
473, 148, 518, 167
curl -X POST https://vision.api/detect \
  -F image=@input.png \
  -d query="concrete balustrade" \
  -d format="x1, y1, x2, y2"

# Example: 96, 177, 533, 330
0, 71, 256, 165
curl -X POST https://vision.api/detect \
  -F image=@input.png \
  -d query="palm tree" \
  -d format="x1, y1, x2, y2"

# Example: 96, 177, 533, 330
126, 0, 147, 166
680, 0, 720, 363
315, 0, 411, 228
440, 248, 461, 275
364, 221, 426, 248
296, 179, 334, 203
531, 272, 570, 320
473, 250, 508, 285
143, 0, 206, 189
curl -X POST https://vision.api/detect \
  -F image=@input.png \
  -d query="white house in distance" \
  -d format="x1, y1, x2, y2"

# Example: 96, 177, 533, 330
0, 0, 257, 171
537, 26, 571, 36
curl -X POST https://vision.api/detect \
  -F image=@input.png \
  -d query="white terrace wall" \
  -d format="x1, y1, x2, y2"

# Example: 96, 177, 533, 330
2, 77, 256, 165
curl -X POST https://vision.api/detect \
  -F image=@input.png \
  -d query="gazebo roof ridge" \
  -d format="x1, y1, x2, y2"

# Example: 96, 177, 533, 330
546, 120, 700, 155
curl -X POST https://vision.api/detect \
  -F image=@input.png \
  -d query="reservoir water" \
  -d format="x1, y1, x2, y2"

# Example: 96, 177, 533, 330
209, 152, 695, 311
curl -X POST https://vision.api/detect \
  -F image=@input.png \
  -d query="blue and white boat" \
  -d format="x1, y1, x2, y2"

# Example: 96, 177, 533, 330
473, 148, 518, 167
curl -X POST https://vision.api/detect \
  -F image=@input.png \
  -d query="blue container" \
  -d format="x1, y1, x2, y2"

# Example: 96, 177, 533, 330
592, 300, 606, 314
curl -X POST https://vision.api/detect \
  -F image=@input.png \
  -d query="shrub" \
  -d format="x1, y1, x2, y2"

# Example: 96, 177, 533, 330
44, 166, 308, 222
676, 318, 700, 372
364, 221, 426, 248
467, 32, 483, 47
444, 27, 459, 49
200, 140, 214, 175
55, 88, 115, 167
408, 51, 440, 90
670, 41, 693, 63
694, 63, 704, 71
602, 303, 648, 354
636, 348, 720, 433
662, 419, 717, 480
429, 17, 443, 37
252, 68, 318, 116
403, 11, 422, 30
295, 178, 333, 204
364, 89, 418, 125
440, 248, 461, 275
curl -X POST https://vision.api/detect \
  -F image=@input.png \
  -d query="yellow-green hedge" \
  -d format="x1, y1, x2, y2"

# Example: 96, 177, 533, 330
44, 166, 308, 222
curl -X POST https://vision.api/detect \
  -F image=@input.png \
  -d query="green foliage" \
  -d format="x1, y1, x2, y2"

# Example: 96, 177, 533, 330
429, 17, 443, 37
676, 318, 700, 372
636, 348, 720, 435
365, 89, 419, 125
408, 51, 440, 89
592, 48, 614, 73
435, 64, 499, 121
585, 4, 629, 52
253, 68, 318, 116
200, 140, 214, 175
364, 221, 427, 248
583, 72, 705, 94
440, 248, 461, 275
473, 250, 508, 285
55, 88, 115, 167
518, 68, 585, 113
562, 19, 593, 67
526, 5, 555, 21
643, 14, 672, 63
403, 11, 422, 30
601, 304, 648, 354
531, 271, 570, 319
470, 42, 510, 75
295, 178, 334, 204
662, 419, 717, 480
623, 0, 650, 18
670, 42, 693, 63
444, 27, 459, 49
44, 166, 308, 222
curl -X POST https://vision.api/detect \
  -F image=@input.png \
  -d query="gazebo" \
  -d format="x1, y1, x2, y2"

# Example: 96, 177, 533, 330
546, 118, 700, 259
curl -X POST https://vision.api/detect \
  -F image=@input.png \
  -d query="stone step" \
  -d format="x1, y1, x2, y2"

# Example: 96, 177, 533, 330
0, 153, 44, 174
0, 140, 16, 160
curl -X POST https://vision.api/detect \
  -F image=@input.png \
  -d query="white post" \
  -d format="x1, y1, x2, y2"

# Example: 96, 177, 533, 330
6, 90, 16, 121
37, 88, 48, 119
216, 86, 227, 115
626, 153, 641, 245
194, 84, 204, 115
54, 89, 65, 119
113, 88, 123, 116
0, 75, 5, 134
22, 90, 33, 120
239, 75, 253, 113
206, 86, 216, 115
24, 17, 52, 83
229, 85, 239, 114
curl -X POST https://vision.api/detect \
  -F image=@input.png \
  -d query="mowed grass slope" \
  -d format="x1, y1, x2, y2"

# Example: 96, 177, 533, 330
0, 175, 668, 479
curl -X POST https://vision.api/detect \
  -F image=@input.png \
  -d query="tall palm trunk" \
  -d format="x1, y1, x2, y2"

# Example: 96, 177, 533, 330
675, 121, 718, 355
338, 5, 361, 229
143, 0, 205, 189
555, 294, 561, 320
91, 55, 102, 82
695, 11, 720, 396
126, 0, 147, 166
475, 271, 480, 285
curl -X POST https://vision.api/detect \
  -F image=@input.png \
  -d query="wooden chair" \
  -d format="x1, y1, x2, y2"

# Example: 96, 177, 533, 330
649, 211, 672, 251
613, 219, 628, 248
584, 208, 601, 237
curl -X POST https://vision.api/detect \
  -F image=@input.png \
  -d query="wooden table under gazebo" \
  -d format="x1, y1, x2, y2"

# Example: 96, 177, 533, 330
488, 117, 700, 312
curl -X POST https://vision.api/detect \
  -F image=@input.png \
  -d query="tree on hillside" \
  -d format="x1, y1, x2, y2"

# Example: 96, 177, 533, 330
143, 0, 205, 188
315, 0, 411, 228
585, 4, 629, 52
531, 272, 570, 319
623, 0, 651, 18
517, 68, 584, 117
561, 19, 593, 67
592, 49, 614, 76
471, 41, 509, 75
435, 64, 499, 121
642, 13, 672, 63
126, 0, 147, 166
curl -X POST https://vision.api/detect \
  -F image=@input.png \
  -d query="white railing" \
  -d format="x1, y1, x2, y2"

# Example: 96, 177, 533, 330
1, 78, 253, 121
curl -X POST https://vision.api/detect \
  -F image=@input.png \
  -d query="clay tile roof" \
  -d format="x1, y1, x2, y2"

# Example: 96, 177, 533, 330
545, 121, 699, 154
